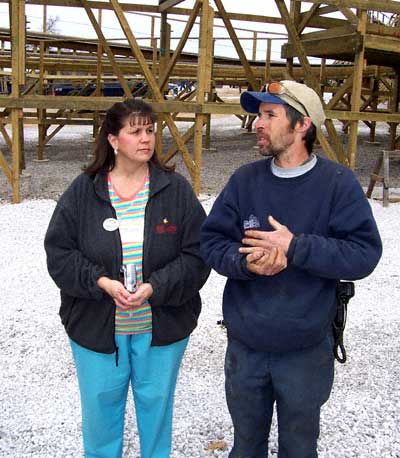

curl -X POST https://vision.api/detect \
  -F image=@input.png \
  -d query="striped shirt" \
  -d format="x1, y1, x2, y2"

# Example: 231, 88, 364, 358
108, 173, 152, 335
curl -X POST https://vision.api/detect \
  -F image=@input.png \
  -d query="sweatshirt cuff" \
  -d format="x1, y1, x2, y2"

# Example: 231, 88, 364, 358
287, 235, 299, 264
240, 255, 258, 279
91, 267, 109, 300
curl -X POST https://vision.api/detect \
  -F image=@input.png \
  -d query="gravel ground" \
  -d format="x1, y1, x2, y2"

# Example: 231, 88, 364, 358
0, 117, 399, 457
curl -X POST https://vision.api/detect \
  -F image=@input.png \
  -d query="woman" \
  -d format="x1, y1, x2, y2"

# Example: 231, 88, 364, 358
44, 99, 210, 458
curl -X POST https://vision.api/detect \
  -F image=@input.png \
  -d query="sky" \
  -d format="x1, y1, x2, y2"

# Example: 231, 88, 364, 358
0, 1, 300, 62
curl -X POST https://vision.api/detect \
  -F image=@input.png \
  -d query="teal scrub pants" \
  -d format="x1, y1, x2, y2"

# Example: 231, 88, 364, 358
70, 333, 188, 458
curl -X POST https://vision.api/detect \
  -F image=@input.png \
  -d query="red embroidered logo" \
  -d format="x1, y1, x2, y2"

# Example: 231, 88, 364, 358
156, 217, 177, 234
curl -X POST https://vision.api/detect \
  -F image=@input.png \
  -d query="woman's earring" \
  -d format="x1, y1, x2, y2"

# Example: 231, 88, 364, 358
114, 148, 118, 155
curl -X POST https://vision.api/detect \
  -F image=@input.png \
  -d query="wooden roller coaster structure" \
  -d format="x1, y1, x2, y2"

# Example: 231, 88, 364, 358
0, 0, 399, 202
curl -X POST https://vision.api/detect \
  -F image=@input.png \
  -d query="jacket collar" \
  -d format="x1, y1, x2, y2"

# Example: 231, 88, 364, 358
93, 161, 171, 202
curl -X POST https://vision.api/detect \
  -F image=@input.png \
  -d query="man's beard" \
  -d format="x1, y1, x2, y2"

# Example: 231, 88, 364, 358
263, 145, 285, 158
257, 134, 271, 156
258, 131, 295, 158
257, 143, 285, 158
257, 138, 286, 158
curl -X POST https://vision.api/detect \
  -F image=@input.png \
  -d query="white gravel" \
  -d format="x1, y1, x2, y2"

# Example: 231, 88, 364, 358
0, 196, 399, 458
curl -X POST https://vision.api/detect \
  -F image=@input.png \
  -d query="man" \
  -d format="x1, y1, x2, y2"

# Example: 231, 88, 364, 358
200, 80, 382, 458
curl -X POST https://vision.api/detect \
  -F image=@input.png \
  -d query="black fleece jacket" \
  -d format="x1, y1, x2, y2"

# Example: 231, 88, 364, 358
44, 163, 210, 353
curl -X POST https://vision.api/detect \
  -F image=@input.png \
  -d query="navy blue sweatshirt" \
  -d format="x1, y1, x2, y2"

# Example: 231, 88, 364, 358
200, 157, 382, 352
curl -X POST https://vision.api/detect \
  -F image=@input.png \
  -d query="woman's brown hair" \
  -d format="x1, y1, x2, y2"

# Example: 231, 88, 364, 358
84, 98, 174, 175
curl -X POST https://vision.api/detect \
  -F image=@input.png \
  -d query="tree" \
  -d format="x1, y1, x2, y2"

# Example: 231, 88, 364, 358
46, 16, 60, 34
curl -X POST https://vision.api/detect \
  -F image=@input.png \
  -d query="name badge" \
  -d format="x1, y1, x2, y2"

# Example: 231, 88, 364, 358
103, 218, 119, 231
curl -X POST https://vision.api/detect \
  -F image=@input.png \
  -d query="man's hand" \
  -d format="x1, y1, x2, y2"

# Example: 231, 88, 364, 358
241, 246, 287, 276
242, 215, 294, 254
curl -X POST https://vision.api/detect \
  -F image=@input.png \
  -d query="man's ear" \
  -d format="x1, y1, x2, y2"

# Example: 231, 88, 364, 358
295, 116, 312, 133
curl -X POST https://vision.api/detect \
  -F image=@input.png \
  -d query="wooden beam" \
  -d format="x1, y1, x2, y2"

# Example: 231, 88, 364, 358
159, 0, 184, 12
1, 95, 400, 121
9, 0, 25, 203
348, 10, 367, 169
0, 121, 12, 149
214, 0, 259, 90
2, 0, 352, 29
193, 0, 213, 194
299, 0, 400, 15
109, 0, 196, 177
0, 149, 12, 183
337, 7, 358, 24
282, 36, 360, 59
298, 4, 321, 34
364, 34, 400, 54
79, 0, 133, 97
159, 0, 201, 91
316, 5, 341, 15
327, 75, 354, 109
275, 0, 347, 165
324, 110, 400, 122
265, 38, 272, 82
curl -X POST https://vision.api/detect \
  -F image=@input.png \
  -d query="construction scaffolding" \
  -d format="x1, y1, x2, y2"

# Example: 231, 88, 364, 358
0, 0, 399, 202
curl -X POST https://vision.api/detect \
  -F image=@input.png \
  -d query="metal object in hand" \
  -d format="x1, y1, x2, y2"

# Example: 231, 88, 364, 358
122, 264, 137, 293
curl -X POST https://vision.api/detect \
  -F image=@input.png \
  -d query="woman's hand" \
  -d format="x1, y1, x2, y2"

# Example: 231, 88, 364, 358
97, 276, 132, 309
126, 283, 153, 307
97, 277, 153, 310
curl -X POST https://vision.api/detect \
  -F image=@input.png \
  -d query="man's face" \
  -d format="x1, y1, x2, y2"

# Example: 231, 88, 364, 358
254, 102, 295, 158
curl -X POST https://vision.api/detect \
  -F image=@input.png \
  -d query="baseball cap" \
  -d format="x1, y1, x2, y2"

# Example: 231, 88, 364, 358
240, 80, 326, 127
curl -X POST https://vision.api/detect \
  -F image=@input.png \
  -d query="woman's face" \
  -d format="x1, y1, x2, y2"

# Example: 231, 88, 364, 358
108, 116, 155, 166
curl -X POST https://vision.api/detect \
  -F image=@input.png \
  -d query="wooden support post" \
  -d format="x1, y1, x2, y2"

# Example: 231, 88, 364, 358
37, 40, 46, 160
382, 150, 390, 207
158, 0, 201, 91
204, 101, 212, 149
204, 14, 215, 151
265, 38, 272, 83
275, 0, 347, 165
369, 75, 379, 143
156, 113, 163, 162
252, 31, 257, 61
348, 10, 367, 170
389, 69, 399, 150
80, 0, 133, 98
151, 37, 158, 80
93, 8, 103, 142
366, 150, 400, 207
159, 12, 171, 95
320, 58, 326, 90
286, 0, 300, 79
109, 0, 196, 178
213, 0, 259, 90
366, 152, 383, 198
9, 0, 25, 203
157, 12, 169, 160
43, 4, 47, 32
151, 17, 158, 78
193, 0, 212, 194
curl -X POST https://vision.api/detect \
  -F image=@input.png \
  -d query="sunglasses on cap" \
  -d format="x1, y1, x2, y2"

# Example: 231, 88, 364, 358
261, 81, 309, 117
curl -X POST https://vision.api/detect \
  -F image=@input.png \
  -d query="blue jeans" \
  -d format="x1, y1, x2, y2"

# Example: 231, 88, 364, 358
70, 333, 188, 458
225, 334, 334, 458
